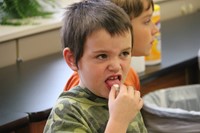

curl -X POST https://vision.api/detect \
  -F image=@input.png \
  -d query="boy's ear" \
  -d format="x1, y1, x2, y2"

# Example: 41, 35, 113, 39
63, 48, 78, 71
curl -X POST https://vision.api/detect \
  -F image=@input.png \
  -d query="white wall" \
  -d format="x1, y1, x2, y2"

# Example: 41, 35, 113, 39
155, 0, 200, 21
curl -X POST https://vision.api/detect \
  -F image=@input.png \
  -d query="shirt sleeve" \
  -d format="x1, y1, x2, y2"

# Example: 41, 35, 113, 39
64, 71, 80, 91
124, 67, 140, 91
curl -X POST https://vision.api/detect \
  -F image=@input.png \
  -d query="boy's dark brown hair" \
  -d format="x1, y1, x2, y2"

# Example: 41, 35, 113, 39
110, 0, 154, 19
61, 0, 133, 67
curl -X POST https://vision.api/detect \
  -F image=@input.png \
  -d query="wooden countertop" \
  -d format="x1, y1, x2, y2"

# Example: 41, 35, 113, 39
0, 11, 200, 130
0, 14, 62, 43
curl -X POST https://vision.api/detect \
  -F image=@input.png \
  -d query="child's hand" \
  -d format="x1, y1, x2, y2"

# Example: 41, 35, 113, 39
106, 84, 143, 132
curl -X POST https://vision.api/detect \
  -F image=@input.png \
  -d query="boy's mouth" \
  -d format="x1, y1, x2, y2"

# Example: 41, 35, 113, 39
105, 75, 121, 89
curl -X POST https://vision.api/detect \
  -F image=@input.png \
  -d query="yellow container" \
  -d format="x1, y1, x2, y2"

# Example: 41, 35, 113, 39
145, 4, 162, 65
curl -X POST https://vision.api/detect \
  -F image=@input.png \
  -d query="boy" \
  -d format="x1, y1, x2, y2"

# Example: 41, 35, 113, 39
44, 0, 147, 132
64, 0, 158, 92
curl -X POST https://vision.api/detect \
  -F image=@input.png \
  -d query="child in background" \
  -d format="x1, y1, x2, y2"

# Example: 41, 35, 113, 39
44, 0, 147, 132
64, 0, 158, 92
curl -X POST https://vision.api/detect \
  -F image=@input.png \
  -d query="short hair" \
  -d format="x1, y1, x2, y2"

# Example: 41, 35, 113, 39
110, 0, 154, 19
61, 0, 133, 66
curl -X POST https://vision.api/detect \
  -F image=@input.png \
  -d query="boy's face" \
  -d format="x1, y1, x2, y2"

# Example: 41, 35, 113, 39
78, 29, 132, 99
131, 0, 158, 56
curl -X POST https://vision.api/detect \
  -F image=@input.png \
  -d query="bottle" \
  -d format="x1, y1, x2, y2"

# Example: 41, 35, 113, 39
145, 4, 162, 65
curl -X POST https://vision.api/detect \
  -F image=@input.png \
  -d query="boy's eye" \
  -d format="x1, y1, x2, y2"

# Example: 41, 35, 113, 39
144, 19, 151, 25
97, 54, 107, 60
121, 51, 130, 58
144, 17, 152, 25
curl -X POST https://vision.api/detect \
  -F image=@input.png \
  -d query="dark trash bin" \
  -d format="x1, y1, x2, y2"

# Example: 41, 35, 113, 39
142, 84, 200, 133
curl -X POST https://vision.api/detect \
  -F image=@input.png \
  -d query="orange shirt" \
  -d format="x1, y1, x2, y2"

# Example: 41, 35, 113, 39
64, 67, 140, 91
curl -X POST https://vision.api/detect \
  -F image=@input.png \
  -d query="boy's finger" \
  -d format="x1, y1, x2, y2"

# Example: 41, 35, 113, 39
109, 85, 117, 101
127, 86, 134, 95
119, 84, 128, 94
138, 98, 144, 109
134, 90, 141, 99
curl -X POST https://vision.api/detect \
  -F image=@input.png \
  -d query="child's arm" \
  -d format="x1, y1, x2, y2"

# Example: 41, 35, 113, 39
105, 84, 143, 133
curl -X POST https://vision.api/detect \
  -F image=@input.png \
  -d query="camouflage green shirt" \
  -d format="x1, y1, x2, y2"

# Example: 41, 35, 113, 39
44, 86, 147, 133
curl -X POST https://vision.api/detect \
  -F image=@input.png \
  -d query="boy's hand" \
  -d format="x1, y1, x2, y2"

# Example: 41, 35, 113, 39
107, 84, 143, 131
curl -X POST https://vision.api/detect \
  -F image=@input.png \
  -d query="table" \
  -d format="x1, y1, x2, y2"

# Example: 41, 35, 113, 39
0, 110, 29, 133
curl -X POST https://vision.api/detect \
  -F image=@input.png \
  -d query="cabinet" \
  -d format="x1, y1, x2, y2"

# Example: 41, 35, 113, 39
28, 120, 46, 133
0, 40, 16, 68
0, 29, 62, 68
141, 68, 186, 96
141, 60, 200, 96
18, 29, 61, 61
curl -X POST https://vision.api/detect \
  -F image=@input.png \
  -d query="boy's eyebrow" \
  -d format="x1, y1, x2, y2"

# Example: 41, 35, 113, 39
92, 47, 132, 53
141, 9, 154, 18
142, 13, 153, 19
122, 47, 132, 51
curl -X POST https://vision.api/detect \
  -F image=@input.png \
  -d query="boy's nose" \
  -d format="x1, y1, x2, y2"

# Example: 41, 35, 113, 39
107, 59, 121, 72
152, 23, 159, 35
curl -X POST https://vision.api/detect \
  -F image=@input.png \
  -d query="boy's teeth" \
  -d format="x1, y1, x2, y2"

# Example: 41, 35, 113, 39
110, 76, 118, 80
